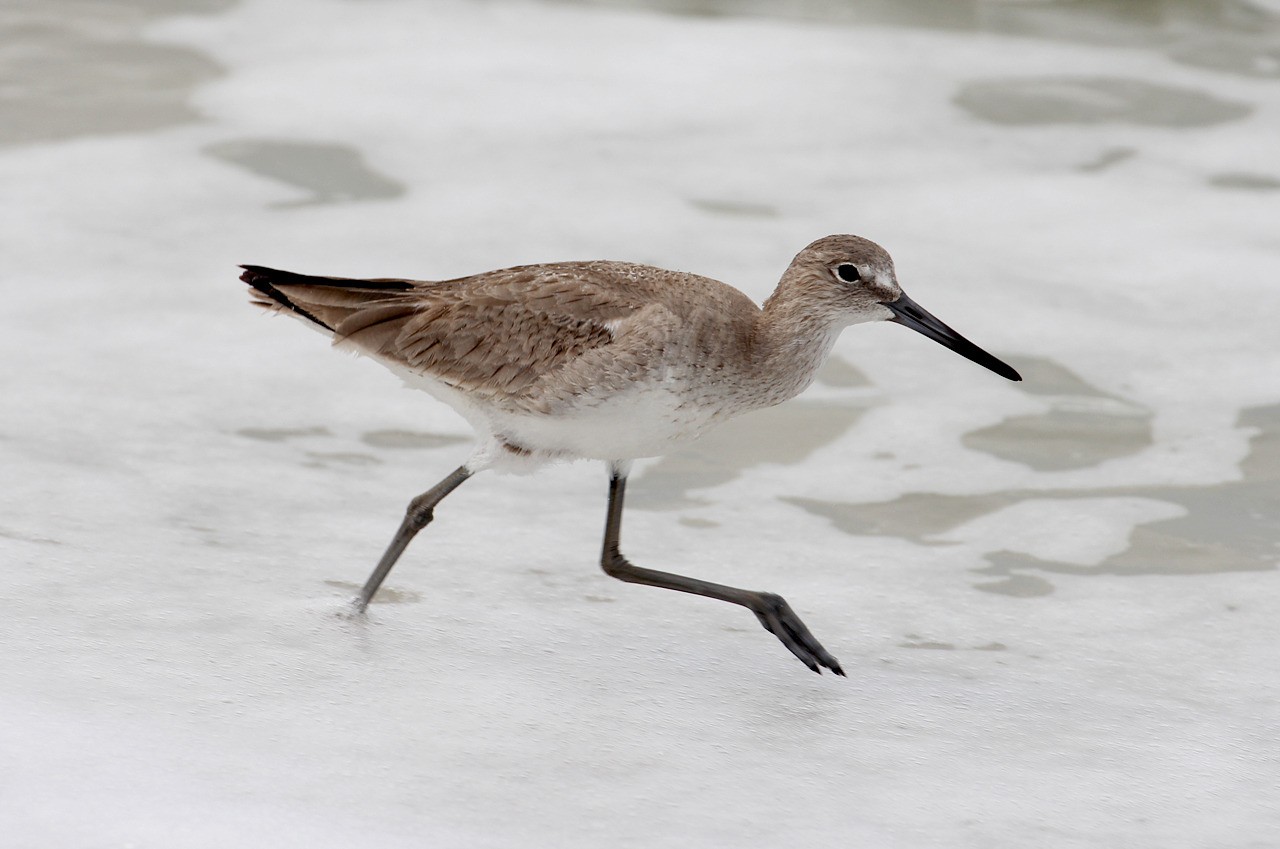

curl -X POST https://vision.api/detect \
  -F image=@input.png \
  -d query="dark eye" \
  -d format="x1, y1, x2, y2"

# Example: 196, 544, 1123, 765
836, 264, 860, 283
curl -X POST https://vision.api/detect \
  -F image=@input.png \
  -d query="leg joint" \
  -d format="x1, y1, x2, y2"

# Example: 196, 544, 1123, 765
600, 544, 630, 579
405, 497, 435, 531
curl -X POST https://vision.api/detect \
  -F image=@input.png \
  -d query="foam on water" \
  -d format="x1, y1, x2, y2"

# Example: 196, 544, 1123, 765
2, 0, 1278, 846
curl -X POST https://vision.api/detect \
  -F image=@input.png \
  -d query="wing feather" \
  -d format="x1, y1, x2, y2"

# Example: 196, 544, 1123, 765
244, 263, 653, 403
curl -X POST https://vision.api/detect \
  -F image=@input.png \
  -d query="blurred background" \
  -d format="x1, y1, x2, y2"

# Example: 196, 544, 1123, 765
3, 1, 1278, 846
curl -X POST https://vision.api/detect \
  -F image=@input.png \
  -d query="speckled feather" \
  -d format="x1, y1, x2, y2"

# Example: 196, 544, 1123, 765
245, 262, 763, 408
241, 236, 907, 463
239, 236, 1018, 675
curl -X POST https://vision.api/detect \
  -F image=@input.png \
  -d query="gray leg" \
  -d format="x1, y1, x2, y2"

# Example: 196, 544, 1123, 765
355, 465, 472, 612
600, 468, 843, 676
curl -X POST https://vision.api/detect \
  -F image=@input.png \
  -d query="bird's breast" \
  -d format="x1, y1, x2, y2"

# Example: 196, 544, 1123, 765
493, 372, 752, 461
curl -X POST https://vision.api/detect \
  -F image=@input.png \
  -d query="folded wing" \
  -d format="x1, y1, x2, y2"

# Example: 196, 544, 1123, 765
240, 263, 646, 401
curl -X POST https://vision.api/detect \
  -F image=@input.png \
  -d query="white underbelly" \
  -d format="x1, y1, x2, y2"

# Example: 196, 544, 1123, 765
493, 382, 736, 460
394, 366, 743, 463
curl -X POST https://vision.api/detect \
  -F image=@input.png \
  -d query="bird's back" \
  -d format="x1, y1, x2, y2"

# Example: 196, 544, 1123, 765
242, 261, 763, 424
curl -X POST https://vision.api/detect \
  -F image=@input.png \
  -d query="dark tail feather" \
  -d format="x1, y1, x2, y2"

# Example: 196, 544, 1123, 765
239, 265, 419, 333
240, 265, 415, 292
240, 265, 335, 330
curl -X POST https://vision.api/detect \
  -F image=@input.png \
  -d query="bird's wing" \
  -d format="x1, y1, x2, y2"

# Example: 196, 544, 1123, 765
241, 262, 666, 403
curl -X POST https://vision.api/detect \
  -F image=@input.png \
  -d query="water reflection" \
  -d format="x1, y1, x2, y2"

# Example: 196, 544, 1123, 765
1208, 171, 1280, 190
360, 429, 470, 450
962, 357, 1153, 471
0, 0, 229, 146
632, 396, 868, 508
787, 401, 1280, 595
204, 139, 406, 207
688, 198, 780, 219
551, 0, 1280, 78
953, 78, 1251, 127
550, 0, 1277, 38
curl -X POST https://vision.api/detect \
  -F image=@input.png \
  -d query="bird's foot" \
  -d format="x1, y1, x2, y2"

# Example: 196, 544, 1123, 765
335, 596, 370, 618
751, 593, 844, 676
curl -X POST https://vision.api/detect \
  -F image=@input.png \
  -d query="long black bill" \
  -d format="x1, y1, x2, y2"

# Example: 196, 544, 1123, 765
882, 292, 1022, 382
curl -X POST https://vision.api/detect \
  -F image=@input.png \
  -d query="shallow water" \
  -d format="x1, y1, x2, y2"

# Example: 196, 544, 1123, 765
2, 1, 1278, 846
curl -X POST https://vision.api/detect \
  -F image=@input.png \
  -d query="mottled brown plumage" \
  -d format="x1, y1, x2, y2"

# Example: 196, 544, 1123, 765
244, 260, 765, 417
239, 235, 1019, 675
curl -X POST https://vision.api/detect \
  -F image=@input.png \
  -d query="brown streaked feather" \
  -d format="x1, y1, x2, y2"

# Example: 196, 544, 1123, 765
241, 261, 767, 412
239, 263, 692, 404
241, 265, 416, 331
334, 303, 421, 354
388, 295, 618, 397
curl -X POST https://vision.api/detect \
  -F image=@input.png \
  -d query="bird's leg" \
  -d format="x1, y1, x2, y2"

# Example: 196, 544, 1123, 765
599, 468, 843, 676
354, 464, 472, 612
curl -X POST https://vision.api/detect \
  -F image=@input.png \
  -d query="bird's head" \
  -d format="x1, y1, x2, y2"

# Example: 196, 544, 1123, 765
779, 234, 1021, 382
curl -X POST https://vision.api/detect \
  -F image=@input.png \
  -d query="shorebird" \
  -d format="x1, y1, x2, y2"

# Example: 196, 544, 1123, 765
240, 235, 1020, 674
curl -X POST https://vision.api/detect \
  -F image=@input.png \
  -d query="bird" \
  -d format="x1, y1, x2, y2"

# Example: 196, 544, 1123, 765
239, 235, 1020, 675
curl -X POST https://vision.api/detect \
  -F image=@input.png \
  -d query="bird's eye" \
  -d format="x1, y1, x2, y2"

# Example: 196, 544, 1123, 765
835, 264, 860, 283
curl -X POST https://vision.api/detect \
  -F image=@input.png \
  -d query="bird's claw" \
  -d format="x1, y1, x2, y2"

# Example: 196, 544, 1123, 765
752, 593, 844, 676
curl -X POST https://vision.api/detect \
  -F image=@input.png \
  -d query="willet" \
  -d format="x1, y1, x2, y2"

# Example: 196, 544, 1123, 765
240, 235, 1020, 674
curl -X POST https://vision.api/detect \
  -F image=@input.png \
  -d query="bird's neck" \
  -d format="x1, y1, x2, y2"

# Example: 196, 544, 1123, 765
743, 294, 842, 410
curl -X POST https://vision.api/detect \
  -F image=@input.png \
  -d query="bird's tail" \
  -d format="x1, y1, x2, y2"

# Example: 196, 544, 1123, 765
239, 265, 421, 348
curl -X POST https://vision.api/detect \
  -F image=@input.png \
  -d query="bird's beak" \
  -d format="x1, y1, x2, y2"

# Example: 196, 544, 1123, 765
882, 292, 1022, 382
